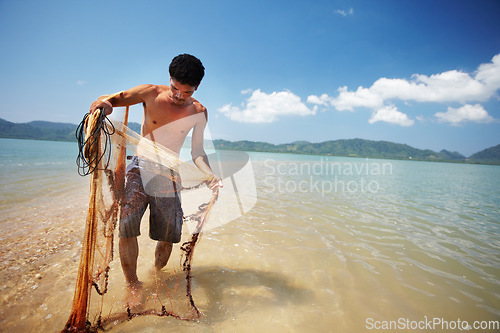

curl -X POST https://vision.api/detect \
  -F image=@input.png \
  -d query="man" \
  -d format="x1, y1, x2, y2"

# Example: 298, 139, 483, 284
89, 54, 222, 301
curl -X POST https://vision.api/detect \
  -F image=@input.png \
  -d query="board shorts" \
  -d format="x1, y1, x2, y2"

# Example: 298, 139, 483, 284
119, 156, 184, 243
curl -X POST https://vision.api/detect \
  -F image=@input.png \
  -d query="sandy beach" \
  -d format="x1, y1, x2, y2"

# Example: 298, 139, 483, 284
0, 183, 88, 332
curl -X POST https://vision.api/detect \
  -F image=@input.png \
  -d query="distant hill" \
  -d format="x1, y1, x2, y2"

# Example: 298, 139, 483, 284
125, 122, 142, 134
1, 118, 499, 164
468, 144, 500, 164
0, 118, 76, 141
213, 138, 469, 162
0, 118, 142, 142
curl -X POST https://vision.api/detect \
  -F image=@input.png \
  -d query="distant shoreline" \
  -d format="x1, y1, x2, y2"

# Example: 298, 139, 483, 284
2, 136, 499, 166
1, 118, 499, 165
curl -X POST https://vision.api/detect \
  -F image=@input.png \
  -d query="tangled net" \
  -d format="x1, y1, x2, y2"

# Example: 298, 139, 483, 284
63, 105, 219, 332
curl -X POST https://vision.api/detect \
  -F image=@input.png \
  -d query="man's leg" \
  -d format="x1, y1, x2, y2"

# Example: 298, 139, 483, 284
155, 241, 173, 271
119, 237, 140, 286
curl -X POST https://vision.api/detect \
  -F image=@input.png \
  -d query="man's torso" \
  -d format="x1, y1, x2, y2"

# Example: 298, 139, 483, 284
140, 85, 206, 154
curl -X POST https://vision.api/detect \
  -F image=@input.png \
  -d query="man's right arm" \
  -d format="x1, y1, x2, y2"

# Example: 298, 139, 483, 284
89, 84, 156, 115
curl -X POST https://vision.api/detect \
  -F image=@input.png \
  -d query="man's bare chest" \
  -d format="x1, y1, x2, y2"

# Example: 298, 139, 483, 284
145, 95, 196, 122
144, 105, 201, 134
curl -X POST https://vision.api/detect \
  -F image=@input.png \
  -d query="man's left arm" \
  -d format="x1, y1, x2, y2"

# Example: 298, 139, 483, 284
191, 110, 222, 190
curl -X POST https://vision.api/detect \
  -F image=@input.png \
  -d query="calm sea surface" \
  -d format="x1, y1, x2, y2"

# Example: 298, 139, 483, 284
1, 138, 499, 332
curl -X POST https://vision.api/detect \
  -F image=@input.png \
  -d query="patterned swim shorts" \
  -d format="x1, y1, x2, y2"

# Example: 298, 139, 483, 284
119, 157, 183, 243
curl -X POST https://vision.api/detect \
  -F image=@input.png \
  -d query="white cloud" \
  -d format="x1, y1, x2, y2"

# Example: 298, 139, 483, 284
475, 53, 500, 95
416, 115, 427, 123
369, 105, 414, 126
306, 93, 330, 106
330, 86, 384, 111
434, 104, 495, 126
335, 8, 354, 16
218, 89, 316, 123
307, 53, 500, 126
76, 80, 87, 86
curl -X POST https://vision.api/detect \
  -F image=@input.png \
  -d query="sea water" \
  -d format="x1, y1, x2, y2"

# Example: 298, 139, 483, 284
1, 138, 499, 332
0, 138, 85, 208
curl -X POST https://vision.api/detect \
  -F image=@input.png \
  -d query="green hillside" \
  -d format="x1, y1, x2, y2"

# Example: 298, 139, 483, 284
0, 118, 142, 142
0, 118, 75, 141
468, 144, 500, 164
1, 118, 499, 164
213, 138, 468, 162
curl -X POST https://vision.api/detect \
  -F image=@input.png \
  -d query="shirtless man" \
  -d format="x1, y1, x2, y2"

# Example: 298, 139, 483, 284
89, 54, 221, 296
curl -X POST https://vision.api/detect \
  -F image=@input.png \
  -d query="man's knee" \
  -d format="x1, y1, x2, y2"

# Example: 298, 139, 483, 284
156, 240, 173, 250
119, 237, 139, 257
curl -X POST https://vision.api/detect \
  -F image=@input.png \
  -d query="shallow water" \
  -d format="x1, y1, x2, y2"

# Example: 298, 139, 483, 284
1, 139, 499, 332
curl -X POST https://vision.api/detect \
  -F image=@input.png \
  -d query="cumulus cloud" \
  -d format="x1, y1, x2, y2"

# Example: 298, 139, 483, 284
218, 89, 316, 123
306, 93, 330, 106
308, 54, 500, 126
369, 105, 414, 126
335, 8, 354, 16
434, 104, 495, 126
475, 54, 500, 93
330, 86, 384, 111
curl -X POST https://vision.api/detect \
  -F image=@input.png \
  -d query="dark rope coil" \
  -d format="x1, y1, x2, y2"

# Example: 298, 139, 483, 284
75, 110, 115, 176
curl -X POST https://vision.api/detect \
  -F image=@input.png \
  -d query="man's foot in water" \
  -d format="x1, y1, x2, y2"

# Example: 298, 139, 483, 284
125, 280, 144, 310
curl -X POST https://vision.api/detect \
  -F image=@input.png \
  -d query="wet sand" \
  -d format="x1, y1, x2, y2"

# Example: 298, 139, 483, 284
0, 184, 88, 332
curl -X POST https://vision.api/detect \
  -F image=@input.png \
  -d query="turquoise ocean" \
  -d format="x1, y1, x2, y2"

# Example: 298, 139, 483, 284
1, 138, 499, 332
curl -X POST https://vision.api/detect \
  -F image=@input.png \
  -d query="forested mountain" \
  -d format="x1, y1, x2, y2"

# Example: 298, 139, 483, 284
468, 144, 500, 164
0, 118, 76, 141
1, 118, 499, 164
212, 138, 468, 162
0, 118, 142, 142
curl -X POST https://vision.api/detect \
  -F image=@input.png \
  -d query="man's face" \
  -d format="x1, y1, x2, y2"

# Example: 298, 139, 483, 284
169, 77, 197, 105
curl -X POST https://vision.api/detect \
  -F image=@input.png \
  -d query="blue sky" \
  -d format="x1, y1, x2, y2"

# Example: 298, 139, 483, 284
0, 0, 499, 156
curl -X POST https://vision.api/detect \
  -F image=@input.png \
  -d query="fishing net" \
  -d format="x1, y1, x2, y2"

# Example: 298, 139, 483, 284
62, 104, 223, 332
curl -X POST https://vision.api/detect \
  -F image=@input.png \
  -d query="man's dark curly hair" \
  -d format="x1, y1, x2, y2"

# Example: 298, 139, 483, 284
169, 54, 205, 87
